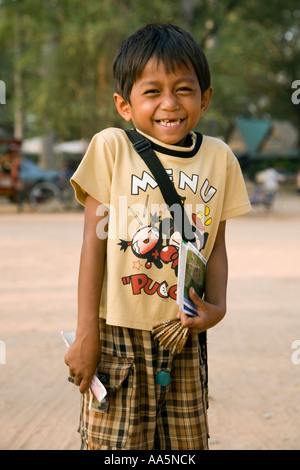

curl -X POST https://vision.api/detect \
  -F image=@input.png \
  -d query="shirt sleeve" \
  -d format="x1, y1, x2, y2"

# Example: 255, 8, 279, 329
70, 131, 115, 205
221, 152, 251, 221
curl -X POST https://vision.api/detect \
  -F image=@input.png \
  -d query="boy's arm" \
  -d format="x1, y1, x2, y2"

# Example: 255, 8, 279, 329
65, 194, 107, 393
178, 221, 228, 335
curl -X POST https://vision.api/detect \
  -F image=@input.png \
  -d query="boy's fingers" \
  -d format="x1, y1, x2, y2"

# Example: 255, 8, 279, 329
74, 376, 82, 387
79, 377, 92, 394
189, 287, 204, 307
179, 312, 195, 328
64, 352, 69, 366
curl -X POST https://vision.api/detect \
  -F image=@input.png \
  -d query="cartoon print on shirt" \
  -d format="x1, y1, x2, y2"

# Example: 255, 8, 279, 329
192, 205, 212, 230
120, 171, 217, 300
118, 205, 209, 277
118, 213, 164, 270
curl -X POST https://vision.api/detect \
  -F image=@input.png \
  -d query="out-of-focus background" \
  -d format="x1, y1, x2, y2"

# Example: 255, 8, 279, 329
0, 0, 299, 450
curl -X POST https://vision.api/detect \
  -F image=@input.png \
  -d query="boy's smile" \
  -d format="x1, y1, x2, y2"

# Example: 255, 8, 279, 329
114, 57, 212, 147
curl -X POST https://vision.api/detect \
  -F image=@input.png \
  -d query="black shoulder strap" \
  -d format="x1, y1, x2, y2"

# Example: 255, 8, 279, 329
125, 129, 183, 207
125, 128, 196, 243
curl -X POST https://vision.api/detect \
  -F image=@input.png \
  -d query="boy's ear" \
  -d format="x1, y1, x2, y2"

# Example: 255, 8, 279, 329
114, 93, 132, 122
201, 86, 213, 115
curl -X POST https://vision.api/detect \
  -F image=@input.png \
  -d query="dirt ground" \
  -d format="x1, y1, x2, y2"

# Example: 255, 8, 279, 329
0, 193, 300, 450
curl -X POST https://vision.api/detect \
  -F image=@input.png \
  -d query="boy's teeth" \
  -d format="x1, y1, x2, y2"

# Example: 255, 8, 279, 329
159, 119, 182, 127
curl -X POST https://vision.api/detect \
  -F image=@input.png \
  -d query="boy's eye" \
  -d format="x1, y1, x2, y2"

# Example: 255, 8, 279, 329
177, 87, 193, 93
144, 89, 160, 95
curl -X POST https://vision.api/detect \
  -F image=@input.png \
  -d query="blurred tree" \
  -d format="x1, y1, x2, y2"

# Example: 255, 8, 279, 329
184, 0, 300, 139
0, 0, 299, 159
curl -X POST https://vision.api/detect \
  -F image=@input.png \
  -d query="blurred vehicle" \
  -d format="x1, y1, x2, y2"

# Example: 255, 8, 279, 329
18, 157, 69, 210
249, 184, 282, 211
0, 137, 22, 203
0, 136, 76, 211
19, 157, 62, 186
249, 167, 285, 212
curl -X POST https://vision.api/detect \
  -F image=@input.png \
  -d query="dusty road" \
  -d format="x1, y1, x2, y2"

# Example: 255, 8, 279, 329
0, 194, 300, 450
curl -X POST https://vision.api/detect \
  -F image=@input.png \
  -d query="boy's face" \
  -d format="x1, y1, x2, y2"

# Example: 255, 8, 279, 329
114, 56, 212, 147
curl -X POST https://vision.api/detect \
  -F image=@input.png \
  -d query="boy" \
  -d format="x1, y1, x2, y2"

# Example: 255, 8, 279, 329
65, 23, 251, 450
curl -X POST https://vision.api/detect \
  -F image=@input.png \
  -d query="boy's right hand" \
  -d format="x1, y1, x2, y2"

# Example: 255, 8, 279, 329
64, 332, 101, 394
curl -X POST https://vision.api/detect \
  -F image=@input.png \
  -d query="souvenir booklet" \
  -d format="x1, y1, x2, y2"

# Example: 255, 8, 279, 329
177, 241, 206, 316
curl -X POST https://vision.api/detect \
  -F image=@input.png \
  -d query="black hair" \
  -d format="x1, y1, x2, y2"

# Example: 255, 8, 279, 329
113, 23, 211, 103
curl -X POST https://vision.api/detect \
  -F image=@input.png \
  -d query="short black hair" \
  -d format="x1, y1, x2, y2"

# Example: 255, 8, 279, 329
113, 23, 211, 103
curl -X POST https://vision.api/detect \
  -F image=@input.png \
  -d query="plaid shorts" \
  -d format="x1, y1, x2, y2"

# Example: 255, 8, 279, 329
79, 319, 209, 450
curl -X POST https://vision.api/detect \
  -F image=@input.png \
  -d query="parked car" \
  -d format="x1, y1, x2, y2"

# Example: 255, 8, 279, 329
19, 157, 63, 186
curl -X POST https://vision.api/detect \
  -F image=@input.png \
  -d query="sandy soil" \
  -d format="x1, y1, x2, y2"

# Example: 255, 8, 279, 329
0, 193, 300, 450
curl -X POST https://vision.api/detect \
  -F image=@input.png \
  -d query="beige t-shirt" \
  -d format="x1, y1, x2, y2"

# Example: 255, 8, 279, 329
71, 127, 251, 331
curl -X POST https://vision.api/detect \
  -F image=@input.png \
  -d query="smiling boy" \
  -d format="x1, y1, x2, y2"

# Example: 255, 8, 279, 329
114, 56, 211, 147
65, 23, 251, 450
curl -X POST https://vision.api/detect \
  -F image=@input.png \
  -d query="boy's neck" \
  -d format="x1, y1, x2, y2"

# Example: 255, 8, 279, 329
179, 133, 193, 147
136, 128, 194, 149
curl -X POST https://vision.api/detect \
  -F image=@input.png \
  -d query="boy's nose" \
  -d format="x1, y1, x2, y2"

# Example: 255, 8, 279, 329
160, 92, 180, 110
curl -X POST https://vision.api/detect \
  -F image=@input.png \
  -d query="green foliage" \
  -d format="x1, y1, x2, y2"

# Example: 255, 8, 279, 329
0, 0, 299, 144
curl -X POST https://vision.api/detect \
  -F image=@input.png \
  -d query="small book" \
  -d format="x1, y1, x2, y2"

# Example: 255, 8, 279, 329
177, 241, 207, 316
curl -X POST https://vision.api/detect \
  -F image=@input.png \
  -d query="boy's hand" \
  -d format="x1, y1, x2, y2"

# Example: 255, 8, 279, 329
177, 287, 226, 335
64, 332, 101, 394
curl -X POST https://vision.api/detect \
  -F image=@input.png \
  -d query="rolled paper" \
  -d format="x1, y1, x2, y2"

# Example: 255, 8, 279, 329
152, 318, 190, 355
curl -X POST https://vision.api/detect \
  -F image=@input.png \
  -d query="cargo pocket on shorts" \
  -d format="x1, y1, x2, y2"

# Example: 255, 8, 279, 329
80, 354, 134, 449
198, 331, 209, 410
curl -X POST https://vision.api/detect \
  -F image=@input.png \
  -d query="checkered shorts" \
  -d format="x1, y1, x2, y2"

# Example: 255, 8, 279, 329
79, 319, 209, 450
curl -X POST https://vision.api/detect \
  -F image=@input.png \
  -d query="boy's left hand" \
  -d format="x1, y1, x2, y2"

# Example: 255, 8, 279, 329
177, 287, 226, 335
